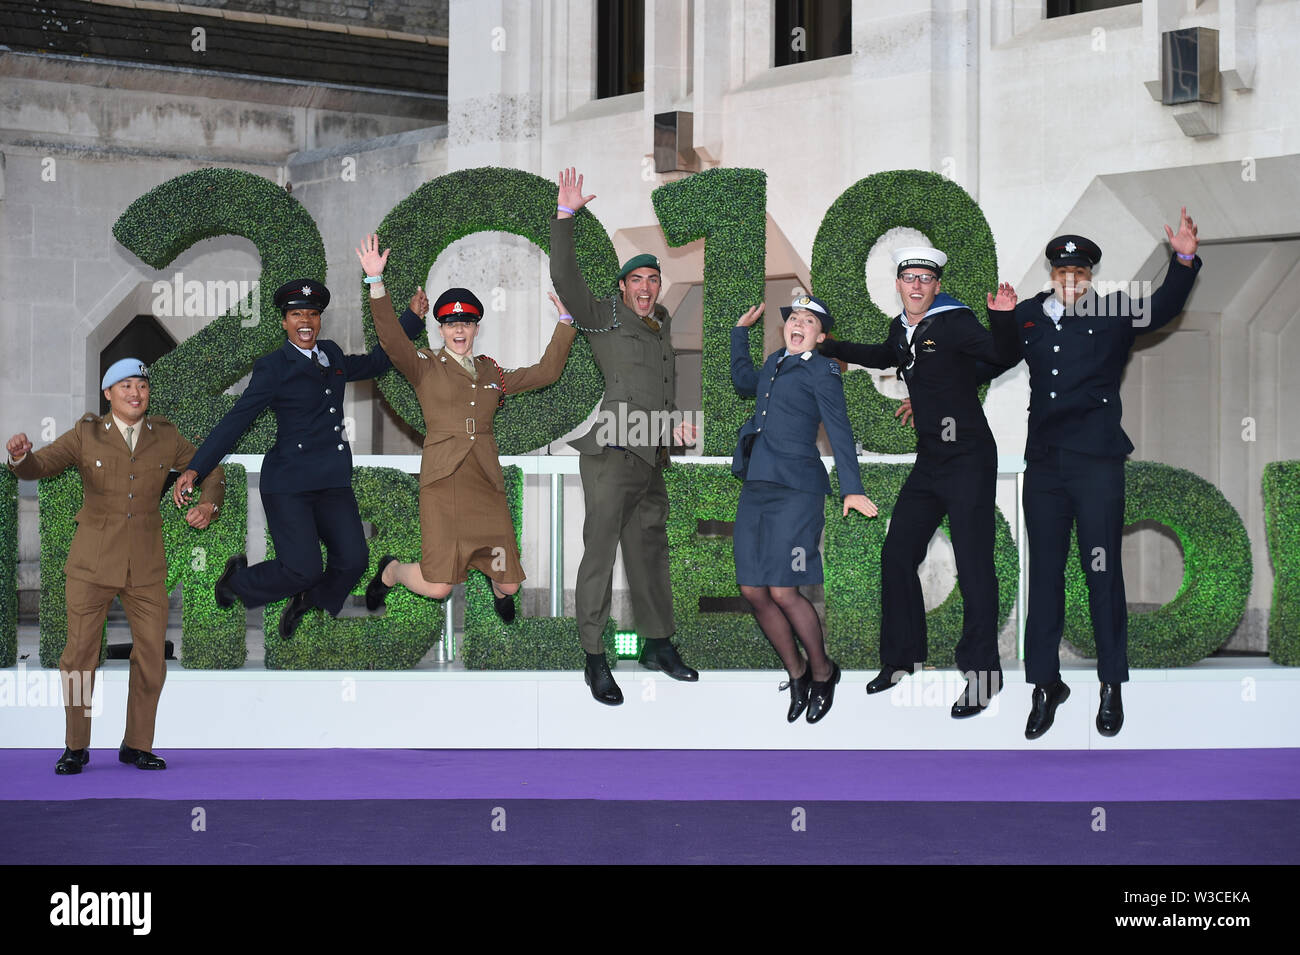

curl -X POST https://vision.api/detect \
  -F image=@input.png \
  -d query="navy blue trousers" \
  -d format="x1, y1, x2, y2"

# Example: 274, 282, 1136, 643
232, 487, 368, 616
1023, 448, 1129, 685
880, 448, 1000, 675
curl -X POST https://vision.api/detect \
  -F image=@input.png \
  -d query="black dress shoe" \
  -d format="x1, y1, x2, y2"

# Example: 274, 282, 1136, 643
365, 555, 398, 612
779, 665, 812, 723
279, 591, 311, 640
866, 664, 910, 694
55, 747, 89, 775
1025, 680, 1071, 739
491, 588, 516, 624
118, 743, 167, 770
951, 669, 1003, 719
215, 554, 247, 609
584, 653, 624, 706
1097, 682, 1124, 737
638, 638, 698, 681
806, 661, 842, 724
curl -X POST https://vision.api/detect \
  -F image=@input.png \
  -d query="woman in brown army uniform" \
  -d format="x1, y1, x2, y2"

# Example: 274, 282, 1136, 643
354, 234, 577, 621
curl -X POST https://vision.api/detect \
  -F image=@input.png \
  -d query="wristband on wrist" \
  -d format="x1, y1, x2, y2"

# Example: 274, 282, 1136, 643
558, 204, 577, 216
558, 313, 573, 322
1175, 252, 1195, 262
363, 274, 384, 284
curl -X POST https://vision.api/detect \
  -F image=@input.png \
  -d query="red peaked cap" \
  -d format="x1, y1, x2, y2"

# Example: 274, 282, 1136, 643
433, 287, 485, 323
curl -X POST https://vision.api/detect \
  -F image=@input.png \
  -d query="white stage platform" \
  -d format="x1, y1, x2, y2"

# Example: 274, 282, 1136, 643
2, 658, 1295, 751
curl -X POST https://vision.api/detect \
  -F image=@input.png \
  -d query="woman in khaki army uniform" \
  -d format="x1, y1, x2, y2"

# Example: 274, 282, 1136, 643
354, 234, 577, 622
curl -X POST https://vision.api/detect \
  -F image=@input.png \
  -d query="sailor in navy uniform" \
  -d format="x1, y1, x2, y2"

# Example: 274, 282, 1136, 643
173, 278, 423, 638
987, 210, 1202, 739
819, 247, 1016, 718
731, 295, 877, 724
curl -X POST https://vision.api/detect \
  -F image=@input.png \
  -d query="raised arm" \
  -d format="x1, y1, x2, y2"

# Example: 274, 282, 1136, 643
730, 304, 764, 397
819, 331, 904, 370
549, 167, 605, 328
499, 292, 578, 395
985, 281, 1023, 366
1132, 209, 1202, 334
7, 426, 82, 480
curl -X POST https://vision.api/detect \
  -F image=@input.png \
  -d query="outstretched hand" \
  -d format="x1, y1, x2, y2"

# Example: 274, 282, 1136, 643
354, 233, 390, 277
172, 468, 198, 508
1165, 206, 1199, 259
557, 167, 596, 217
409, 286, 429, 318
547, 291, 573, 323
735, 303, 765, 328
894, 397, 915, 429
987, 281, 1017, 311
843, 494, 878, 519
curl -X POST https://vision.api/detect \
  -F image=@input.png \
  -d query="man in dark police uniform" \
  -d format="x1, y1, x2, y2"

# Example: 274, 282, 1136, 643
988, 209, 1202, 739
173, 278, 422, 639
551, 166, 699, 706
821, 247, 1015, 717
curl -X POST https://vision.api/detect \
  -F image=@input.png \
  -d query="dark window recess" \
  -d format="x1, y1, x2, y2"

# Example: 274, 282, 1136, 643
1045, 0, 1139, 17
697, 519, 735, 537
774, 0, 850, 67
596, 0, 645, 98
699, 596, 754, 614
99, 315, 176, 416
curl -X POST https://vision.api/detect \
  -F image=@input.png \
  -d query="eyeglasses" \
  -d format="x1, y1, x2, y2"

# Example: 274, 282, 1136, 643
899, 273, 937, 286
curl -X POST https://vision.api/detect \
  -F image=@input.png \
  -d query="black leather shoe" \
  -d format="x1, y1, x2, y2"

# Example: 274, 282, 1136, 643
584, 653, 624, 706
866, 664, 910, 694
491, 587, 516, 624
279, 591, 311, 640
638, 638, 698, 681
118, 743, 167, 770
1025, 680, 1071, 739
779, 665, 812, 723
1097, 682, 1124, 737
951, 669, 1003, 719
806, 661, 842, 724
365, 555, 398, 612
55, 747, 89, 775
215, 554, 246, 609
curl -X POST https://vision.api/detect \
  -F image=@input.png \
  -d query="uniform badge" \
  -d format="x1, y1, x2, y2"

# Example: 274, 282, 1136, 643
1064, 241, 1077, 254
828, 361, 840, 375
1023, 321, 1035, 328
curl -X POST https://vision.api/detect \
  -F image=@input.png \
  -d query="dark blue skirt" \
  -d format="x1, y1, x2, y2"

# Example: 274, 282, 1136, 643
733, 480, 826, 587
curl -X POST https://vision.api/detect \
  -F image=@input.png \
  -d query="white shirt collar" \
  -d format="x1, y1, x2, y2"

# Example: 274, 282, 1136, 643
289, 341, 329, 365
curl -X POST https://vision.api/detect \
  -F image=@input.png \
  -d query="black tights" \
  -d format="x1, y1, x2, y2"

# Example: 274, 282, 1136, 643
740, 585, 832, 682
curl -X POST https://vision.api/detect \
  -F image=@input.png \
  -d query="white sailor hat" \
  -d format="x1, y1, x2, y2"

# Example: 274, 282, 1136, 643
892, 246, 948, 277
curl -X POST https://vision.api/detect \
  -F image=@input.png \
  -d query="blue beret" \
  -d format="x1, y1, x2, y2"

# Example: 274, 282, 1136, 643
101, 358, 149, 390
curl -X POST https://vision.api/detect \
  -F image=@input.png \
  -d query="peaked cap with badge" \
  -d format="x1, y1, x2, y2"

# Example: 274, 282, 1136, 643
273, 278, 331, 313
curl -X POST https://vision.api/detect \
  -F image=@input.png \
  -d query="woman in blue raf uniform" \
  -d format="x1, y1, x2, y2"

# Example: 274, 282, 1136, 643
354, 235, 577, 623
731, 296, 877, 723
173, 277, 424, 639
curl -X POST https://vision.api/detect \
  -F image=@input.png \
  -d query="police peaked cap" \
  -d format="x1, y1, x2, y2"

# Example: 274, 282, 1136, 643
1045, 235, 1102, 268
274, 279, 331, 313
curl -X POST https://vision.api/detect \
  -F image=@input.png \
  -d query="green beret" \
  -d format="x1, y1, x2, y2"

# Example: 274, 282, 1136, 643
617, 253, 661, 282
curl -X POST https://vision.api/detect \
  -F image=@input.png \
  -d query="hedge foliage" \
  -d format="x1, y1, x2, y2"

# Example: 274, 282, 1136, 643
166, 464, 248, 668
824, 464, 1018, 668
363, 166, 612, 454
37, 469, 104, 668
664, 463, 783, 668
653, 168, 768, 456
460, 466, 617, 669
261, 467, 444, 669
810, 170, 999, 452
113, 167, 327, 452
0, 469, 16, 668
1063, 461, 1252, 667
1262, 462, 1298, 665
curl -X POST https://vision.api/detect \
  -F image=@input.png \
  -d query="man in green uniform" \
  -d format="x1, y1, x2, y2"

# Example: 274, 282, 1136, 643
551, 166, 698, 705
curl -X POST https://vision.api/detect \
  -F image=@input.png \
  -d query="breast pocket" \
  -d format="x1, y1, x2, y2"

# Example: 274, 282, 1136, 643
81, 456, 116, 491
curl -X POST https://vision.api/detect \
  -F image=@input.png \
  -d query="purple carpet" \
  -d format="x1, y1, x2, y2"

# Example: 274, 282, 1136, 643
2, 748, 1298, 802
4, 749, 1296, 864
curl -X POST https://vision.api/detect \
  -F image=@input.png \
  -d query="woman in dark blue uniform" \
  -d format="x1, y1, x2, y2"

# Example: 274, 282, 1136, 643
731, 296, 877, 723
